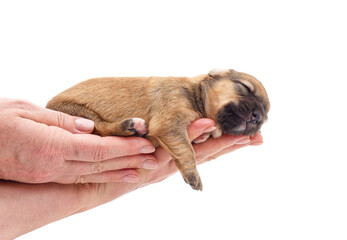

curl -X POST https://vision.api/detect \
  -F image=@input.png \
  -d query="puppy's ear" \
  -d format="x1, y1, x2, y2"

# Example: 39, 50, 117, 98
208, 69, 234, 79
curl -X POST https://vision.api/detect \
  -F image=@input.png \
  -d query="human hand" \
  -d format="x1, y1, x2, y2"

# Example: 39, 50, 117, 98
84, 118, 263, 207
145, 119, 263, 186
0, 118, 263, 239
0, 98, 157, 184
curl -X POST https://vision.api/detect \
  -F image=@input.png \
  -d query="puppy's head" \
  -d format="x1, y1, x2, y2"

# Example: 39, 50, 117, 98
207, 69, 270, 136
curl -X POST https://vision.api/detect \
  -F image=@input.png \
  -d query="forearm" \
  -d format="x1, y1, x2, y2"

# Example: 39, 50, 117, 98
0, 181, 90, 239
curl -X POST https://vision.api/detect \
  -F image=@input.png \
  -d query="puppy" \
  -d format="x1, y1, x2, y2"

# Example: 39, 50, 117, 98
47, 69, 270, 191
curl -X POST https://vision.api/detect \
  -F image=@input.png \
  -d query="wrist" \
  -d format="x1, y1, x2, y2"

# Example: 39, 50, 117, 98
0, 182, 92, 239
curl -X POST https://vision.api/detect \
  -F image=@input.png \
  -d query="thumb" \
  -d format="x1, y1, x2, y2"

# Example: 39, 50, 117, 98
20, 103, 95, 134
44, 109, 95, 134
43, 109, 95, 134
187, 118, 216, 141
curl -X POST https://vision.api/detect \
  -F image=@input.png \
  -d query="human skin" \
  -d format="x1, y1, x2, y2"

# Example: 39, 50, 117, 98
0, 98, 160, 184
0, 115, 262, 239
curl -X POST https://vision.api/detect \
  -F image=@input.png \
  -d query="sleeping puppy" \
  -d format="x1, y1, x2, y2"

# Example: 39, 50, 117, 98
47, 69, 270, 191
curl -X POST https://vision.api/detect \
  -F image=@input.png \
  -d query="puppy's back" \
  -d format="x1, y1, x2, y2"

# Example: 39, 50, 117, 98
47, 76, 200, 124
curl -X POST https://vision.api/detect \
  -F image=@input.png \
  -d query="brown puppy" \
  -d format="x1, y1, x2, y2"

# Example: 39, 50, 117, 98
47, 69, 270, 191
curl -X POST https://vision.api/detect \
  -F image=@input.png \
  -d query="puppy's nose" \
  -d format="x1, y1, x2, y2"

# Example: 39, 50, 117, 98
249, 111, 261, 124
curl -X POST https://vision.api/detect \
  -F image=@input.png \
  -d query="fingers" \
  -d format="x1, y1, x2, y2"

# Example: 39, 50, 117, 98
186, 118, 216, 141
197, 143, 250, 165
55, 169, 139, 184
249, 132, 264, 145
146, 133, 264, 185
196, 132, 264, 165
150, 119, 216, 168
40, 109, 96, 134
64, 154, 157, 175
17, 101, 95, 134
59, 132, 263, 185
64, 135, 155, 162
194, 134, 251, 161
17, 101, 157, 163
140, 160, 178, 187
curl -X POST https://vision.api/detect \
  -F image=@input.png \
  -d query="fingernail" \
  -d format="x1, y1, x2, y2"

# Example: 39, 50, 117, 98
140, 146, 155, 154
75, 118, 94, 132
123, 175, 139, 183
142, 159, 158, 169
236, 137, 251, 144
204, 126, 216, 133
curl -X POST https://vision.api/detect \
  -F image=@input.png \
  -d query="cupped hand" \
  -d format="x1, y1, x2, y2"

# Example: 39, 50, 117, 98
0, 98, 157, 184
0, 113, 264, 239
141, 119, 263, 187
85, 118, 263, 208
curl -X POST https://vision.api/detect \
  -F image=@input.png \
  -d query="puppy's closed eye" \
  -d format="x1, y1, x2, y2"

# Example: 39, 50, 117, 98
236, 81, 254, 94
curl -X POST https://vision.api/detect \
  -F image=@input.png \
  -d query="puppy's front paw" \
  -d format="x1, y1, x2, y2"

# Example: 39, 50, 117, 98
121, 118, 147, 137
183, 170, 203, 191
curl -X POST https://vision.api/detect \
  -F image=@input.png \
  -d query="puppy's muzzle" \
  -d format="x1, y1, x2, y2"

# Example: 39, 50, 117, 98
217, 103, 266, 136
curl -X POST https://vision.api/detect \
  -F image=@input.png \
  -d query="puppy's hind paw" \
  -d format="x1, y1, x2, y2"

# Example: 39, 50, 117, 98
121, 118, 148, 137
183, 171, 203, 191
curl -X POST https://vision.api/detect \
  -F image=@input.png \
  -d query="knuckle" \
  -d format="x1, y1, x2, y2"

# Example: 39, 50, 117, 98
127, 155, 150, 168
74, 175, 87, 184
55, 111, 66, 128
91, 162, 104, 174
92, 140, 109, 161
122, 138, 147, 155
1, 99, 36, 117
123, 143, 136, 156
8, 99, 32, 110
127, 156, 142, 168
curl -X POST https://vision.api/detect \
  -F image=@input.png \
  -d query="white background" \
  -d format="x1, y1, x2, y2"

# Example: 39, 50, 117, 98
1, 0, 347, 239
